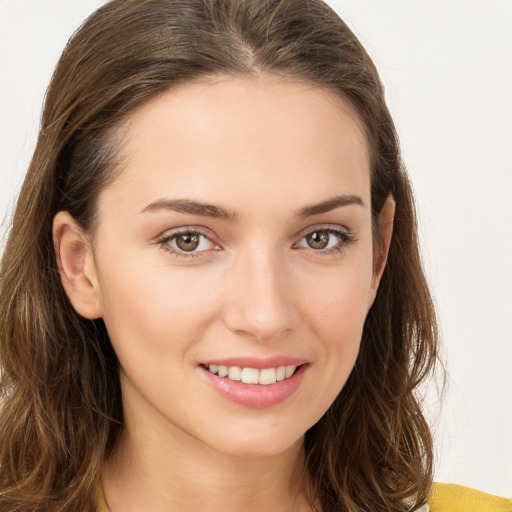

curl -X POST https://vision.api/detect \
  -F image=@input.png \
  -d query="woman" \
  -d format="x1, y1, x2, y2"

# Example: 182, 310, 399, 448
0, 1, 510, 511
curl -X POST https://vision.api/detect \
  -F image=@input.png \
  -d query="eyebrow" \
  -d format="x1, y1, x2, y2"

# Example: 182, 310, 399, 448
140, 194, 365, 221
140, 198, 239, 222
297, 194, 365, 218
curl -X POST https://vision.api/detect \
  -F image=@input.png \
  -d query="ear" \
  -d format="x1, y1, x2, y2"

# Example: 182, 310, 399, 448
369, 195, 395, 301
53, 211, 103, 319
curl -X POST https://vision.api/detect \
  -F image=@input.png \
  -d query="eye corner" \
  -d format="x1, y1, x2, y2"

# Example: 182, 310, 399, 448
294, 225, 357, 254
157, 228, 222, 259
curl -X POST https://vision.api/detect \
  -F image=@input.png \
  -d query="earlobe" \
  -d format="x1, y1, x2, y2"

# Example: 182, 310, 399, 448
370, 195, 395, 295
53, 211, 103, 319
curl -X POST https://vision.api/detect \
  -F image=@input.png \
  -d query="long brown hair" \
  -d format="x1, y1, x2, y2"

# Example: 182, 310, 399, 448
0, 1, 439, 510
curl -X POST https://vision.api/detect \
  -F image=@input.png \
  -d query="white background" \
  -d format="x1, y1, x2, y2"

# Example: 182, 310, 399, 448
1, 0, 510, 497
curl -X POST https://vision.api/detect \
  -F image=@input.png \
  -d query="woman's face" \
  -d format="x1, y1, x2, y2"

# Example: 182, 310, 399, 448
65, 76, 387, 458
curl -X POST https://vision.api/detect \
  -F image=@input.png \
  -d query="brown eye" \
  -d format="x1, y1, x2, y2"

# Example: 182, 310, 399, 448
296, 227, 354, 253
162, 231, 217, 256
176, 233, 200, 251
305, 231, 329, 249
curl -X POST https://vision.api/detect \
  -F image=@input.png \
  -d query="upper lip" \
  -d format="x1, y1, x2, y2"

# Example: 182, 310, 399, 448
201, 356, 308, 369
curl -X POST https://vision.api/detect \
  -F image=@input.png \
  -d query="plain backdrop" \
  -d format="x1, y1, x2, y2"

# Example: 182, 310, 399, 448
1, 0, 511, 497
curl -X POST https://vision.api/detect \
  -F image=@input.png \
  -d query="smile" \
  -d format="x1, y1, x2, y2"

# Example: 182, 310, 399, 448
200, 362, 308, 408
206, 364, 298, 385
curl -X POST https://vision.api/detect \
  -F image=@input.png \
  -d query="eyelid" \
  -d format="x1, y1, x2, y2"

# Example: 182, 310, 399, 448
294, 223, 354, 240
156, 226, 221, 258
154, 223, 356, 259
293, 224, 357, 253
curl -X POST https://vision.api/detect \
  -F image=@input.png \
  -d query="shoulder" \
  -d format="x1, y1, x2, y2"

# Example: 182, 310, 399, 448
428, 482, 512, 512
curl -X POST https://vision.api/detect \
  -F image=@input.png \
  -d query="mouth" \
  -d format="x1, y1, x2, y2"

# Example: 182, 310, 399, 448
201, 363, 300, 385
198, 359, 309, 408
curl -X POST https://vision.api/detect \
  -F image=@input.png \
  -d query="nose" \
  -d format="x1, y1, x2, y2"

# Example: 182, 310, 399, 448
222, 248, 299, 342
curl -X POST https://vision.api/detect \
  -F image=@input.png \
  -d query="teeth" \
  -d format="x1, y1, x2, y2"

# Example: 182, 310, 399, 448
259, 368, 276, 385
227, 366, 241, 381
241, 368, 259, 384
285, 365, 296, 378
207, 364, 298, 384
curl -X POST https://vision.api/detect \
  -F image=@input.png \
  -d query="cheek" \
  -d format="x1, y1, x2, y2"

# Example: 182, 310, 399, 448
308, 283, 369, 370
296, 253, 374, 383
287, 266, 373, 424
300, 258, 374, 336
97, 256, 222, 361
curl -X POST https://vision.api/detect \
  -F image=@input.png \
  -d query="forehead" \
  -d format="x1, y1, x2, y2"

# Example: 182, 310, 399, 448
102, 75, 371, 216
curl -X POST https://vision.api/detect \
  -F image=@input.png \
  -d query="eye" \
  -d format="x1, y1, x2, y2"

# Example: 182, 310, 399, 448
159, 230, 217, 256
295, 227, 355, 253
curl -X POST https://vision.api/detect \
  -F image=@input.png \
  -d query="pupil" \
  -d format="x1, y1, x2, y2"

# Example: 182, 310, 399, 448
307, 231, 328, 249
177, 233, 200, 251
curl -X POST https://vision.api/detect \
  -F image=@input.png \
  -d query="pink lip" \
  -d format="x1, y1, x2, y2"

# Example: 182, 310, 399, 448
198, 362, 308, 409
202, 356, 308, 369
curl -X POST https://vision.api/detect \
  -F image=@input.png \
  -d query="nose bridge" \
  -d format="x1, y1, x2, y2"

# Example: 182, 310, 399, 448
223, 243, 297, 341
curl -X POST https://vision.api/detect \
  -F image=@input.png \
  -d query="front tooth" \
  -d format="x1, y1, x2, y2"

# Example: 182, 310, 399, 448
218, 365, 228, 377
276, 366, 286, 381
259, 368, 277, 385
228, 366, 241, 381
209, 364, 218, 374
241, 367, 259, 384
285, 365, 296, 378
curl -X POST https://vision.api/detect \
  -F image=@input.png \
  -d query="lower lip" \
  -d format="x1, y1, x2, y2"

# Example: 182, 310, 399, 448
199, 364, 308, 409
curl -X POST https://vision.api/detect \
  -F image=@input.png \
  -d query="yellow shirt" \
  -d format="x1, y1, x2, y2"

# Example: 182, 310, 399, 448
95, 482, 512, 511
428, 483, 512, 512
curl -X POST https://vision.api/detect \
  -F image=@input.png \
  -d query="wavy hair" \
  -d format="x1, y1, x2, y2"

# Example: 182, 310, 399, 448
0, 1, 439, 510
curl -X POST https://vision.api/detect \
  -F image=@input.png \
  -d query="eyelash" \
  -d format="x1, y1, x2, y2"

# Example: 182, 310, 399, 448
294, 226, 357, 255
157, 225, 356, 259
157, 229, 218, 259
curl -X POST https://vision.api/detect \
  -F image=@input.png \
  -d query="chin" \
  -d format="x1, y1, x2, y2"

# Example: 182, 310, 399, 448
198, 423, 306, 460
217, 437, 304, 461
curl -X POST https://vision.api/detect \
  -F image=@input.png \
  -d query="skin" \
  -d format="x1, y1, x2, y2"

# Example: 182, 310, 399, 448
54, 75, 394, 512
